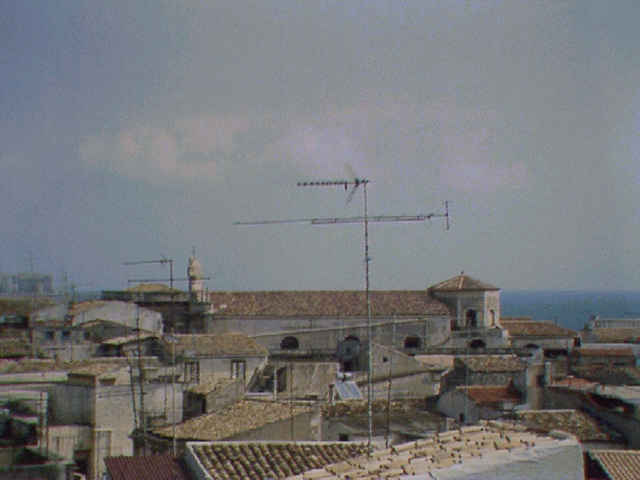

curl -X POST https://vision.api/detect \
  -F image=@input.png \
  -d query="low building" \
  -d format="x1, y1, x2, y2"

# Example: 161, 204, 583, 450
440, 355, 527, 393
437, 384, 524, 424
500, 317, 580, 352
144, 400, 319, 455
162, 333, 269, 387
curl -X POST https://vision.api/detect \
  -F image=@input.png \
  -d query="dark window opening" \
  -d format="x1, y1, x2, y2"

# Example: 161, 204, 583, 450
403, 336, 422, 349
469, 339, 486, 349
465, 310, 478, 328
44, 331, 55, 341
280, 336, 299, 350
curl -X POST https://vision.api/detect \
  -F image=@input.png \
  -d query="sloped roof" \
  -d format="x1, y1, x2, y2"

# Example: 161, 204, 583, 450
570, 366, 640, 386
460, 385, 523, 406
589, 450, 640, 480
189, 442, 368, 480
456, 355, 526, 373
429, 273, 499, 292
185, 378, 240, 396
104, 454, 192, 480
589, 328, 640, 344
167, 333, 268, 357
279, 421, 579, 480
516, 409, 620, 443
207, 290, 450, 317
500, 318, 577, 338
152, 400, 314, 441
574, 346, 635, 357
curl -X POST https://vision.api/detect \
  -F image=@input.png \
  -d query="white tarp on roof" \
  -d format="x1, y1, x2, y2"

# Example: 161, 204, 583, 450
407, 438, 583, 480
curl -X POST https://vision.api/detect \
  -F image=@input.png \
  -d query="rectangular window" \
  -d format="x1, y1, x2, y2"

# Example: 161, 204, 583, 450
44, 331, 55, 341
231, 360, 246, 381
184, 361, 200, 384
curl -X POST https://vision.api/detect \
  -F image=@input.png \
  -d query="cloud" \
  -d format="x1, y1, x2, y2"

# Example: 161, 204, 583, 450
79, 99, 528, 192
79, 115, 251, 184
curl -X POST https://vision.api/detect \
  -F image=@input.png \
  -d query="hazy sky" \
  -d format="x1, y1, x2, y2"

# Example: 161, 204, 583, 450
1, 1, 640, 292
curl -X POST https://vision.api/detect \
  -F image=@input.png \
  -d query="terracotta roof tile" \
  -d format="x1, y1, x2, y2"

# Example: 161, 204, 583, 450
207, 291, 450, 317
104, 454, 192, 480
460, 385, 523, 406
589, 328, 640, 344
153, 400, 314, 441
589, 450, 640, 480
190, 442, 368, 480
429, 274, 499, 292
185, 378, 240, 395
516, 409, 618, 442
456, 355, 526, 372
500, 319, 577, 338
279, 422, 576, 480
575, 347, 635, 357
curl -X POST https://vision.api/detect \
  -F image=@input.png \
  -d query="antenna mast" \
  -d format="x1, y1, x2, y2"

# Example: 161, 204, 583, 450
237, 179, 449, 454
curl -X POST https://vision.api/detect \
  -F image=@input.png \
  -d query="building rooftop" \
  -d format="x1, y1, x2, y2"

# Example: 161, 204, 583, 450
153, 400, 314, 441
104, 454, 192, 480
515, 409, 620, 443
500, 318, 577, 338
281, 422, 579, 480
185, 378, 240, 396
189, 441, 368, 480
207, 290, 450, 318
455, 355, 526, 373
574, 346, 636, 357
166, 333, 269, 357
589, 450, 640, 480
459, 385, 523, 406
429, 273, 499, 292
588, 328, 640, 344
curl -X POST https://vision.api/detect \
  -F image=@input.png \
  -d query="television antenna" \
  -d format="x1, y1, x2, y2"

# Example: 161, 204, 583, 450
235, 178, 449, 454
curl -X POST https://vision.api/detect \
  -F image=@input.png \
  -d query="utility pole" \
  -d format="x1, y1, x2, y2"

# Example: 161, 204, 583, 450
236, 179, 449, 454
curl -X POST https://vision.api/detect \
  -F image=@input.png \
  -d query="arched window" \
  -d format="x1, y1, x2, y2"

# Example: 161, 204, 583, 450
280, 336, 299, 350
403, 335, 422, 349
489, 309, 496, 326
469, 339, 486, 349
465, 309, 478, 328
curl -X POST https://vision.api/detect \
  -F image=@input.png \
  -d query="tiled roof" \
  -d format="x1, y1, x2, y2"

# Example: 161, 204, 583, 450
104, 454, 192, 480
589, 450, 640, 480
589, 328, 640, 344
570, 366, 640, 386
429, 274, 499, 292
185, 378, 239, 395
551, 376, 599, 390
321, 399, 426, 418
207, 291, 450, 317
456, 355, 526, 373
516, 409, 619, 442
167, 333, 269, 357
460, 385, 523, 406
574, 347, 635, 357
0, 340, 31, 358
282, 422, 574, 480
500, 318, 577, 338
189, 442, 368, 480
153, 400, 314, 441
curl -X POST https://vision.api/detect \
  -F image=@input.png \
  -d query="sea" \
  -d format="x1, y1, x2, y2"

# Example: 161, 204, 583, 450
501, 290, 640, 331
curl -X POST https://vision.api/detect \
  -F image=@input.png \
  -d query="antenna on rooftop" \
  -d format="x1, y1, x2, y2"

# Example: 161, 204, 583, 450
235, 177, 449, 455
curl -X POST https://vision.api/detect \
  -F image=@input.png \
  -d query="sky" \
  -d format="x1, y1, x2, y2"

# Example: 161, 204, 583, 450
1, 1, 640, 292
